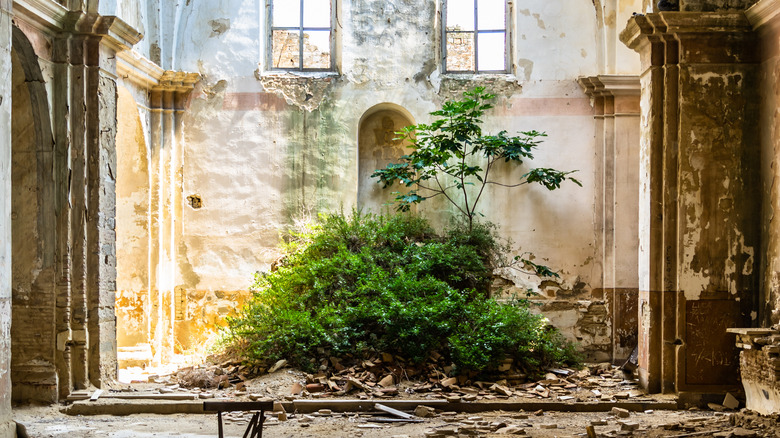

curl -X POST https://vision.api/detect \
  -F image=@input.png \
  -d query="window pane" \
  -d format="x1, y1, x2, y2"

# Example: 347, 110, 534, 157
303, 0, 330, 27
272, 30, 300, 68
477, 32, 505, 71
447, 31, 475, 71
302, 30, 330, 68
477, 0, 505, 30
273, 0, 301, 27
447, 0, 474, 31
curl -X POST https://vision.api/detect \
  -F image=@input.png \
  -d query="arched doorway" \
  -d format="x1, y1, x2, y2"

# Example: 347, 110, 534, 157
357, 104, 415, 213
11, 26, 58, 403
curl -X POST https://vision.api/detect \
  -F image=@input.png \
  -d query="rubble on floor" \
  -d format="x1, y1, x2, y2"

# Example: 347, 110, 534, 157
156, 358, 666, 404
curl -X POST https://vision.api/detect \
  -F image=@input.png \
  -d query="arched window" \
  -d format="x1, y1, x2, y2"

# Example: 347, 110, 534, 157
443, 0, 508, 73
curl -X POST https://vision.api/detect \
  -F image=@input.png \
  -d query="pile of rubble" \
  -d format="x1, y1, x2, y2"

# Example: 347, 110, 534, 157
115, 360, 636, 406
165, 354, 658, 403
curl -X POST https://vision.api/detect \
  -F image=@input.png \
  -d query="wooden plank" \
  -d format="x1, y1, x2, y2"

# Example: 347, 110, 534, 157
374, 403, 414, 419
203, 400, 274, 413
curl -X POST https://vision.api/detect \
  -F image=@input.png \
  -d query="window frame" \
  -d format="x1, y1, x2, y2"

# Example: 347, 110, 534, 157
441, 0, 510, 74
266, 0, 337, 72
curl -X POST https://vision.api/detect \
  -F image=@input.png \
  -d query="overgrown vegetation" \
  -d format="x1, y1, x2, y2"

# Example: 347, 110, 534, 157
226, 212, 579, 376
225, 88, 582, 379
372, 87, 581, 231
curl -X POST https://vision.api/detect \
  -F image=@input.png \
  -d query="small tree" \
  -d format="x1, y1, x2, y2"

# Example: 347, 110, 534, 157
372, 87, 581, 232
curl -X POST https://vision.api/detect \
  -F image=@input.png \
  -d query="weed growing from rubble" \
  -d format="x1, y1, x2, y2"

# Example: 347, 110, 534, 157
225, 211, 579, 376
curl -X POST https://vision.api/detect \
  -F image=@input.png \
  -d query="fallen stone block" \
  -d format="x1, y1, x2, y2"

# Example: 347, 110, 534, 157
619, 421, 639, 431
723, 392, 740, 410
495, 425, 526, 435
611, 407, 630, 418
414, 405, 437, 418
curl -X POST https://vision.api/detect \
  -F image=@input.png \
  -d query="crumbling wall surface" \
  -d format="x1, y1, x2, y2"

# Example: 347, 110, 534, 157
756, 4, 780, 328
147, 0, 629, 351
0, 0, 13, 434
88, 73, 119, 386
115, 86, 150, 347
532, 301, 612, 362
10, 24, 59, 404
622, 12, 760, 393
740, 348, 780, 415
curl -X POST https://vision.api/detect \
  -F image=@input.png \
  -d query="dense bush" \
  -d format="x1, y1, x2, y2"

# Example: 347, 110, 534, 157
225, 211, 579, 375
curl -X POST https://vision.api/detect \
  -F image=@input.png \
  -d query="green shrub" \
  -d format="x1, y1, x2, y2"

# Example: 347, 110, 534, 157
225, 211, 580, 375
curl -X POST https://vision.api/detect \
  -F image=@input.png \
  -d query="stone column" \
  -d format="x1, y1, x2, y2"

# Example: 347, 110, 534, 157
0, 0, 13, 435
622, 12, 760, 393
579, 75, 641, 364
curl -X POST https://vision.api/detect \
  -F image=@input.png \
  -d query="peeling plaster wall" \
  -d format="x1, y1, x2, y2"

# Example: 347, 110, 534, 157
154, 0, 631, 353
0, 0, 12, 433
115, 86, 149, 348
758, 12, 780, 328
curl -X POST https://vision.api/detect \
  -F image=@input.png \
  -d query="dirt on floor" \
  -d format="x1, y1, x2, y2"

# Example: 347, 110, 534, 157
11, 403, 770, 437
10, 363, 778, 437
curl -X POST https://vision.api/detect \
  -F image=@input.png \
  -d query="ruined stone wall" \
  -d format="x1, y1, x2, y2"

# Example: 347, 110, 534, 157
752, 0, 780, 327
122, 0, 644, 360
622, 10, 760, 393
0, 0, 14, 434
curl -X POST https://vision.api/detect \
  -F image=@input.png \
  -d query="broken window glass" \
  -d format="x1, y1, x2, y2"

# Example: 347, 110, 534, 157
270, 0, 332, 70
444, 0, 507, 73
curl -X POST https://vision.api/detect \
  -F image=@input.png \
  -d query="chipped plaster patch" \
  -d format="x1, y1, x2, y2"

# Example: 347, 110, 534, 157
259, 75, 334, 111
209, 19, 230, 37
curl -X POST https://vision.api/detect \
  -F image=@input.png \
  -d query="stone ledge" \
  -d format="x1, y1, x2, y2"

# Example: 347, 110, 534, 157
62, 398, 680, 416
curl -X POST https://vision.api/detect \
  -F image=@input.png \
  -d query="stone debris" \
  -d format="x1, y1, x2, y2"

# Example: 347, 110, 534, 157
415, 405, 437, 418
619, 420, 639, 431
495, 425, 527, 434
611, 407, 630, 418
171, 355, 648, 404
723, 392, 740, 410
268, 359, 288, 373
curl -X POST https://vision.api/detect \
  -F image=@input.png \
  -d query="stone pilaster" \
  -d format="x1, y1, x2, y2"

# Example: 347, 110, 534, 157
579, 75, 641, 364
149, 72, 198, 365
622, 12, 760, 393
58, 12, 141, 392
0, 0, 13, 434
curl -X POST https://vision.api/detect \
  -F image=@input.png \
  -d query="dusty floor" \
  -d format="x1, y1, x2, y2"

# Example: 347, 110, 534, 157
12, 403, 765, 437
11, 365, 772, 437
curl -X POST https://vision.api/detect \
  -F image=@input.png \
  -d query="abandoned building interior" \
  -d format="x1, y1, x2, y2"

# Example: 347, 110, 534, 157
6, 0, 780, 435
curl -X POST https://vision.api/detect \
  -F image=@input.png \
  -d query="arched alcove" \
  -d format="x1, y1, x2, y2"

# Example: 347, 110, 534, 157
115, 86, 152, 365
357, 104, 415, 213
11, 26, 58, 403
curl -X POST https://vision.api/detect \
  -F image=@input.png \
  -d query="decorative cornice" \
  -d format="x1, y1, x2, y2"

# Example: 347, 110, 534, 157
117, 50, 165, 89
12, 0, 68, 32
658, 11, 752, 31
579, 75, 641, 97
95, 15, 142, 52
622, 11, 753, 48
156, 71, 201, 91
746, 0, 780, 29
